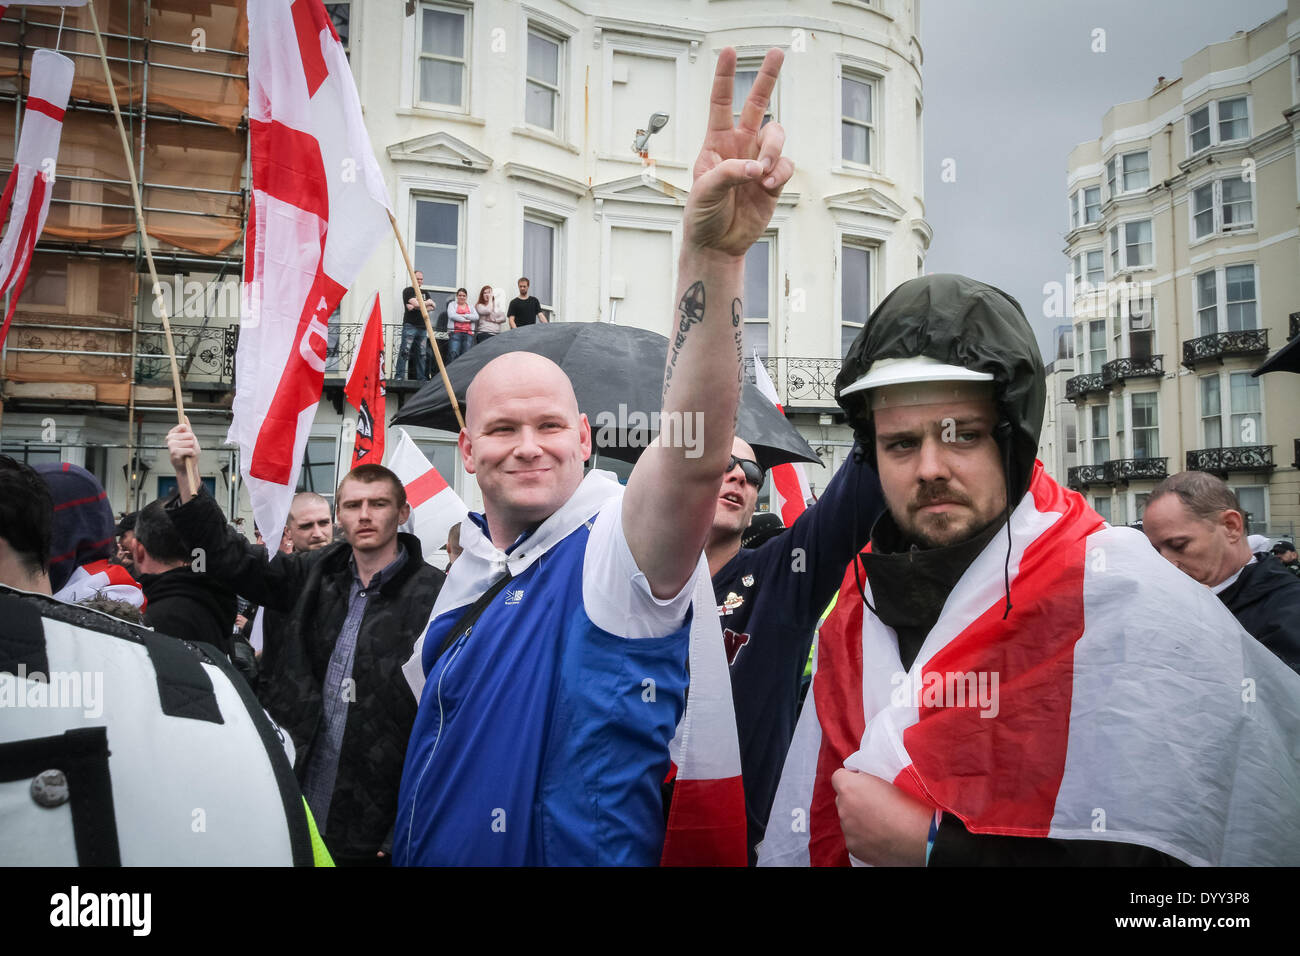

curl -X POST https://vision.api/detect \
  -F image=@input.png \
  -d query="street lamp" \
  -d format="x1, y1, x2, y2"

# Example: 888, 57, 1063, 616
632, 112, 669, 157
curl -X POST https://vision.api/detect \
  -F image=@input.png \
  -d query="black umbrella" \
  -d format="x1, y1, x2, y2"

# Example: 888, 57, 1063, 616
1253, 332, 1300, 376
390, 322, 820, 470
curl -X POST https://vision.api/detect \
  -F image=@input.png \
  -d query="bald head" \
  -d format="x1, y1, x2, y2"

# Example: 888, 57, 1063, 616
286, 491, 333, 552
466, 353, 579, 431
459, 352, 591, 545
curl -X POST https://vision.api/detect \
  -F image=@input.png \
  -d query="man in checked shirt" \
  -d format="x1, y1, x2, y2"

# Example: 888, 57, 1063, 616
164, 424, 445, 865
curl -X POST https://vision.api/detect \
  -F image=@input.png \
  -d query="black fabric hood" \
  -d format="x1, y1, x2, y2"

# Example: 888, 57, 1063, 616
835, 273, 1046, 501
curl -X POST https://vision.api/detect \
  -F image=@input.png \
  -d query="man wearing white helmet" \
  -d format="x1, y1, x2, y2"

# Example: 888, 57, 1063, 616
758, 274, 1300, 867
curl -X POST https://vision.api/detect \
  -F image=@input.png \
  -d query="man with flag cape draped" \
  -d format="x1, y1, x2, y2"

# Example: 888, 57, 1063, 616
759, 274, 1300, 867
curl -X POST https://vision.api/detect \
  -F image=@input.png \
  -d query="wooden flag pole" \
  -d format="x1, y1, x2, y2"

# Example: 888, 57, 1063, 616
87, 3, 199, 492
387, 210, 465, 432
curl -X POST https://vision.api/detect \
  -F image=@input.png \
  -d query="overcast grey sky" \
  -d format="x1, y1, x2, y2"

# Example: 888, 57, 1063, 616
922, 0, 1286, 360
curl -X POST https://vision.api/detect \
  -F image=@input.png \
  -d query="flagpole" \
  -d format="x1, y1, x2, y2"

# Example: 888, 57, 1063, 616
86, 2, 199, 493
387, 210, 464, 431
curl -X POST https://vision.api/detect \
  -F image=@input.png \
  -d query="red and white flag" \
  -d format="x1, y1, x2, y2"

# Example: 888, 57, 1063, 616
0, 49, 73, 350
344, 291, 386, 468
386, 428, 468, 563
750, 353, 812, 526
233, 0, 392, 543
760, 463, 1300, 866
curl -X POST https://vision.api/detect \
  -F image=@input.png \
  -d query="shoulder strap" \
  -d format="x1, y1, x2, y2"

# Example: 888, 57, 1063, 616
434, 571, 514, 663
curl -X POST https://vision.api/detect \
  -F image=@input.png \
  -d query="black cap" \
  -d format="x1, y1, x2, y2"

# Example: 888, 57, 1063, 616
1274, 540, 1295, 553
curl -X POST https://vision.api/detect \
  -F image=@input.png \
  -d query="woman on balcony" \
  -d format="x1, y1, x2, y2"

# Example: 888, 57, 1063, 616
475, 285, 505, 345
446, 287, 477, 361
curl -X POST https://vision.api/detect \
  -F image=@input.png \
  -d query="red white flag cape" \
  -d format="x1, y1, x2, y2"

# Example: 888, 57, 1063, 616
386, 427, 468, 564
53, 558, 145, 611
234, 0, 392, 543
0, 49, 73, 350
750, 353, 812, 525
759, 463, 1300, 866
401, 472, 747, 865
344, 291, 386, 468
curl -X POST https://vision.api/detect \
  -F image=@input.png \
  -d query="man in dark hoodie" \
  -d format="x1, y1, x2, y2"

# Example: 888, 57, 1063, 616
130, 498, 237, 656
1143, 470, 1300, 674
760, 274, 1300, 867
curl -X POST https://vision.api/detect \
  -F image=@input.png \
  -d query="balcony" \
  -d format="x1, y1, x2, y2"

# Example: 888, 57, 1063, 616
1068, 458, 1167, 490
1065, 372, 1105, 402
1067, 463, 1108, 490
743, 356, 844, 407
1186, 445, 1276, 475
1100, 354, 1163, 387
1181, 329, 1268, 369
1105, 457, 1168, 484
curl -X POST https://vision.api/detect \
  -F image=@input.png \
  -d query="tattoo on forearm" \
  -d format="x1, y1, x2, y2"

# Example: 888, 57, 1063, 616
731, 298, 742, 328
733, 308, 745, 427
663, 280, 706, 397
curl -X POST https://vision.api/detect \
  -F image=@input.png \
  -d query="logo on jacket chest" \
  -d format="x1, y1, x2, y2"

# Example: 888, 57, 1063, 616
504, 588, 525, 606
723, 627, 750, 665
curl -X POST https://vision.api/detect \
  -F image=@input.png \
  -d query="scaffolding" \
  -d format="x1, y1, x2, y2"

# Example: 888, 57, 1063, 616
0, 0, 247, 403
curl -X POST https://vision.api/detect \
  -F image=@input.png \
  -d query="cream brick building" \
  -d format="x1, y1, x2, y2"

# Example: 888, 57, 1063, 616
1059, 2, 1300, 540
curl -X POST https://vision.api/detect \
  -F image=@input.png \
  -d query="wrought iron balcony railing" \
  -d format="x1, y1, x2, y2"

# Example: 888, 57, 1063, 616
1186, 445, 1275, 474
1181, 329, 1268, 369
1067, 463, 1108, 489
1065, 372, 1105, 402
1105, 457, 1168, 484
135, 323, 238, 387
743, 356, 844, 405
1101, 354, 1163, 386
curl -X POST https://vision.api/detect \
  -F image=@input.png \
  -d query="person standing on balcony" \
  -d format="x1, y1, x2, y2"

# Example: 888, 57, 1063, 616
446, 287, 476, 361
507, 277, 548, 328
1143, 471, 1300, 674
398, 270, 434, 380
474, 285, 505, 345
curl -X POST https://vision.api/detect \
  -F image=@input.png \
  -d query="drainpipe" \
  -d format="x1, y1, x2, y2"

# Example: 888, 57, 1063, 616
1163, 123, 1186, 473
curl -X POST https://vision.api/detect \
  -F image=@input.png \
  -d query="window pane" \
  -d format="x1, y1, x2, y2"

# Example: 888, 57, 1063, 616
527, 32, 559, 85
1189, 105, 1211, 152
842, 77, 871, 122
1235, 486, 1265, 534
414, 246, 457, 290
525, 81, 556, 129
841, 122, 869, 164
743, 239, 770, 320
297, 438, 338, 498
523, 219, 555, 306
416, 200, 458, 245
1070, 192, 1079, 230
1225, 265, 1256, 331
1229, 372, 1260, 446
1196, 270, 1217, 335
422, 8, 464, 57
744, 321, 770, 359
1218, 97, 1248, 141
1086, 250, 1104, 284
1108, 226, 1119, 273
1084, 187, 1101, 222
420, 59, 463, 107
840, 324, 862, 358
1125, 220, 1152, 266
326, 3, 350, 51
1106, 158, 1116, 195
1122, 152, 1149, 191
1200, 374, 1220, 417
841, 244, 871, 352
1094, 496, 1111, 522
1221, 178, 1252, 227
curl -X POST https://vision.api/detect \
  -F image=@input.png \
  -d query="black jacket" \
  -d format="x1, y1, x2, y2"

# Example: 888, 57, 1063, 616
167, 490, 445, 862
1219, 554, 1300, 674
139, 565, 237, 657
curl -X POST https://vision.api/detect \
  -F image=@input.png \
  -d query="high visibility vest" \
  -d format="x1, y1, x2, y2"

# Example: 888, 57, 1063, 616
0, 585, 331, 866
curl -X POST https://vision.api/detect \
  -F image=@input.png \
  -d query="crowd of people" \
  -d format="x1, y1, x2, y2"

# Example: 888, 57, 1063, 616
396, 274, 549, 380
2, 46, 1297, 867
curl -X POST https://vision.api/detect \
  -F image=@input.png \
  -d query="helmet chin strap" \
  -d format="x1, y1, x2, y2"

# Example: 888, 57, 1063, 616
995, 419, 1015, 620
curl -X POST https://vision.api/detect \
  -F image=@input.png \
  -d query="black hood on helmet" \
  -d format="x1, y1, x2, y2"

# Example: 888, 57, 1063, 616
835, 273, 1046, 501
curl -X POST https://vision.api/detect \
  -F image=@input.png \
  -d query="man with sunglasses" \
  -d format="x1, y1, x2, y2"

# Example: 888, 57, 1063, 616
705, 436, 884, 864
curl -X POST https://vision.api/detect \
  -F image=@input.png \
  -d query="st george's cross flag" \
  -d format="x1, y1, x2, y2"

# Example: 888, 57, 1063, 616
759, 463, 1300, 867
0, 49, 74, 351
750, 353, 813, 525
232, 0, 392, 546
386, 428, 468, 564
344, 291, 386, 468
